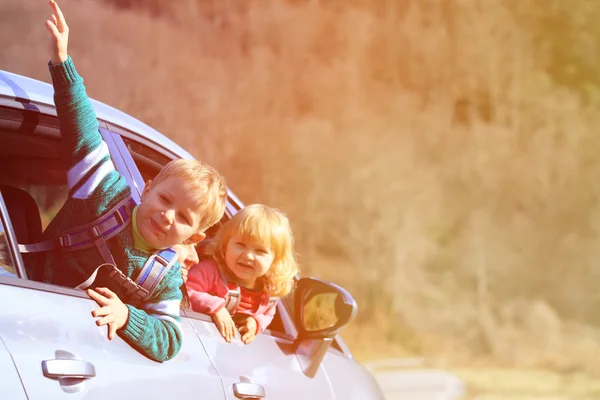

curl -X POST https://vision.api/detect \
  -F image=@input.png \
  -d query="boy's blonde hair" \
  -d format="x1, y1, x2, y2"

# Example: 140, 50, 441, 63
212, 204, 298, 298
152, 159, 227, 233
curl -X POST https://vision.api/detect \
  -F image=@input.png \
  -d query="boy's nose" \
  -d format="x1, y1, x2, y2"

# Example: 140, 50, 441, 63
161, 210, 175, 224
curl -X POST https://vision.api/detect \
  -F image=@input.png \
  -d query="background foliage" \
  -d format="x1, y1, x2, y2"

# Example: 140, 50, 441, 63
3, 0, 600, 383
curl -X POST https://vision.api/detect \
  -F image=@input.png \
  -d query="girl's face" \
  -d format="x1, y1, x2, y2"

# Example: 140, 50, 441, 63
224, 234, 274, 289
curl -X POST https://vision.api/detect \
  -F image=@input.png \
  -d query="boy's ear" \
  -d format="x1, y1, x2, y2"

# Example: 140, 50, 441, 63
183, 232, 206, 245
141, 179, 153, 200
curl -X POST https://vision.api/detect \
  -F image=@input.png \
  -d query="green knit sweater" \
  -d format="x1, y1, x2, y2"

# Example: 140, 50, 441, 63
24, 57, 183, 362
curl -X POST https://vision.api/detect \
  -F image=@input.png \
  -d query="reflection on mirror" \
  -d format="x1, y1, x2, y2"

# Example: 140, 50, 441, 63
302, 292, 340, 332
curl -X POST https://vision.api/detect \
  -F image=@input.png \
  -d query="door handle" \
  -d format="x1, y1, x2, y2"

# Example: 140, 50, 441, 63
42, 359, 96, 379
233, 382, 266, 399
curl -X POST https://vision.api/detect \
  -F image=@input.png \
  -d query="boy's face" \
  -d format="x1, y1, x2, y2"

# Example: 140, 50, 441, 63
137, 177, 206, 249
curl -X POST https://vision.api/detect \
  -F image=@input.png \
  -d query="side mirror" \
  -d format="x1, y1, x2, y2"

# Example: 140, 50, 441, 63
293, 277, 357, 377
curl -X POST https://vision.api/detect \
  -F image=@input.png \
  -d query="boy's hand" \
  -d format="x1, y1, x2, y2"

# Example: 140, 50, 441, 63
211, 307, 236, 343
87, 287, 129, 341
45, 0, 69, 64
181, 266, 189, 283
234, 315, 258, 344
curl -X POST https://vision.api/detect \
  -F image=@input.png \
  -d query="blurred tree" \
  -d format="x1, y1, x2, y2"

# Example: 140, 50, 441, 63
506, 0, 600, 104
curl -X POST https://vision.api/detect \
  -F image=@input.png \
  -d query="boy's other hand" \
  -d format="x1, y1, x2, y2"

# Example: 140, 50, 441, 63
181, 266, 189, 283
45, 0, 69, 64
234, 315, 257, 344
88, 287, 129, 341
211, 307, 236, 343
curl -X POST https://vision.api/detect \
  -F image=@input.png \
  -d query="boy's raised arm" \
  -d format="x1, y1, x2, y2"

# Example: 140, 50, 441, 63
45, 0, 121, 200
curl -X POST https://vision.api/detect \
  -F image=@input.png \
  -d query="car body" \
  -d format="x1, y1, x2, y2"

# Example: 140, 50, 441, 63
0, 69, 385, 399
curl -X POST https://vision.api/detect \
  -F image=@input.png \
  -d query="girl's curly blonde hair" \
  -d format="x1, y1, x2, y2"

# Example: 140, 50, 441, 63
211, 204, 298, 297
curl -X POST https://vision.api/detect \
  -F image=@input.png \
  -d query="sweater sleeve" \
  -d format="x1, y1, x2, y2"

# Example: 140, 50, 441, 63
252, 301, 277, 334
48, 57, 123, 201
118, 262, 184, 362
185, 260, 226, 315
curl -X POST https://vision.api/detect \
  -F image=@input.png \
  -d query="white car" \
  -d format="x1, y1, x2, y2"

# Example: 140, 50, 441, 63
0, 69, 385, 400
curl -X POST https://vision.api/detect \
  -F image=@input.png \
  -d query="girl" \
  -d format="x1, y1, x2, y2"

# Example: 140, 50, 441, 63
186, 204, 298, 344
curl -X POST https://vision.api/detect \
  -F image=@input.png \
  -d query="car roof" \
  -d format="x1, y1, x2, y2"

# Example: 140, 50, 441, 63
0, 69, 194, 160
0, 69, 245, 208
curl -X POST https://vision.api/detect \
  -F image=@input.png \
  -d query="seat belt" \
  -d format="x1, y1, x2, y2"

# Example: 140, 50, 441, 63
18, 196, 136, 254
18, 194, 177, 301
219, 266, 241, 313
217, 267, 278, 313
75, 247, 178, 302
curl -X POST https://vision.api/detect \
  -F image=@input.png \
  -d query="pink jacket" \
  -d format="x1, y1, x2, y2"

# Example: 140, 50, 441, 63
185, 259, 277, 334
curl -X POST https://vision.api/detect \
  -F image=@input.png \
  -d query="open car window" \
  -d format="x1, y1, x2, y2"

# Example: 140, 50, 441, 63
0, 125, 69, 281
120, 135, 296, 338
0, 128, 68, 232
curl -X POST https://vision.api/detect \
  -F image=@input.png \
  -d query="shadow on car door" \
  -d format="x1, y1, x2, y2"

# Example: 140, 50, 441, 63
185, 307, 336, 400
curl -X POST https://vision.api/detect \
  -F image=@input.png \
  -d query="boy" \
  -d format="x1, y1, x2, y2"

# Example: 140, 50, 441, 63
24, 0, 227, 362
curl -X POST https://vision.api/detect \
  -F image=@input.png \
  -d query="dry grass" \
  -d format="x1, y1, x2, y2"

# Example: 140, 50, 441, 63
454, 367, 600, 400
3, 0, 600, 378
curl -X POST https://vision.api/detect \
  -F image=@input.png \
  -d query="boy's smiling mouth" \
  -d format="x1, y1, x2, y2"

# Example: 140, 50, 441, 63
150, 219, 165, 235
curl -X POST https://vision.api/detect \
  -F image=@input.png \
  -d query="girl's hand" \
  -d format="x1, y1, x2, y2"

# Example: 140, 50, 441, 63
211, 307, 236, 343
45, 0, 69, 64
234, 315, 258, 344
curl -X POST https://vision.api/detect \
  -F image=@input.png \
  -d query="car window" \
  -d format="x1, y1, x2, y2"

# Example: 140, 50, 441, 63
0, 128, 68, 232
122, 137, 171, 183
0, 125, 133, 284
121, 136, 295, 337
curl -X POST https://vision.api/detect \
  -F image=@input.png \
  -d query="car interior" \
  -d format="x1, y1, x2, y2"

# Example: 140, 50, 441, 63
0, 127, 67, 239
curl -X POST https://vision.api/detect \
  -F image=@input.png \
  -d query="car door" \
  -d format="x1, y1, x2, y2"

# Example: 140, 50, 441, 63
185, 306, 335, 400
0, 276, 225, 400
0, 100, 226, 398
0, 213, 28, 400
0, 338, 27, 400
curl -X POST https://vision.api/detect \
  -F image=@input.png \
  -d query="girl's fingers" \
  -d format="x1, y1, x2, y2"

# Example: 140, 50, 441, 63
218, 322, 230, 342
242, 330, 254, 344
225, 323, 231, 341
242, 333, 253, 344
227, 322, 235, 341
